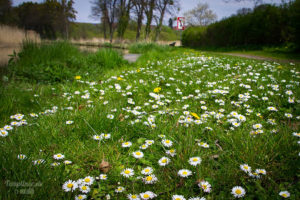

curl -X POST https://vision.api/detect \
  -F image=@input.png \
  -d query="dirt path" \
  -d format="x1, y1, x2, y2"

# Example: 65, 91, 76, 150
221, 52, 299, 64
123, 54, 141, 63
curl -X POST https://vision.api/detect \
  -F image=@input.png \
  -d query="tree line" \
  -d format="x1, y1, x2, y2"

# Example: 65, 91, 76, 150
0, 0, 180, 41
182, 0, 300, 51
90, 0, 179, 42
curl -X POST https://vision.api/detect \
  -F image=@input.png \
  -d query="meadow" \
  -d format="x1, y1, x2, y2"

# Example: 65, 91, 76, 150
0, 42, 299, 200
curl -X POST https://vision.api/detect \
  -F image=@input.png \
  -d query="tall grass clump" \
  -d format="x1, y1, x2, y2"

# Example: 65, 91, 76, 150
129, 43, 171, 54
8, 41, 127, 83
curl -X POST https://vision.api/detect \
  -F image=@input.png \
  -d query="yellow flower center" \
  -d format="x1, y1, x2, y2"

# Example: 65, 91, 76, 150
143, 194, 150, 198
67, 183, 73, 188
82, 186, 87, 190
85, 178, 90, 182
124, 170, 130, 174
236, 189, 242, 195
193, 158, 198, 162
166, 140, 170, 143
146, 176, 153, 181
162, 159, 167, 163
182, 171, 188, 175
136, 152, 141, 155
282, 193, 287, 197
132, 195, 137, 198
145, 169, 150, 172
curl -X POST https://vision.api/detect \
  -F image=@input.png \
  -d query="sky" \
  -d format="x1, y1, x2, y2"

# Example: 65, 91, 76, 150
13, 0, 283, 23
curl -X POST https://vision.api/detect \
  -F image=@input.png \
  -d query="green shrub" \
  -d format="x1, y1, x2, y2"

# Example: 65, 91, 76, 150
8, 41, 127, 83
129, 43, 171, 54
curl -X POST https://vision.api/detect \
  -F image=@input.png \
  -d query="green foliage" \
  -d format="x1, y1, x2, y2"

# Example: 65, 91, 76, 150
8, 41, 127, 83
182, 2, 300, 51
129, 43, 171, 54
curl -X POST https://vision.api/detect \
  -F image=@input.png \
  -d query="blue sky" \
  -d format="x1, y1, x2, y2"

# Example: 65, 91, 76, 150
13, 0, 282, 23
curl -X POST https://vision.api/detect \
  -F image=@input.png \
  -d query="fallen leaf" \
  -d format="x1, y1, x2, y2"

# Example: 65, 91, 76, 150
99, 160, 111, 173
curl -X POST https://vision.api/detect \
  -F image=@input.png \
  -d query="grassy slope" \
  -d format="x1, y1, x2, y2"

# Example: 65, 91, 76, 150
0, 44, 299, 199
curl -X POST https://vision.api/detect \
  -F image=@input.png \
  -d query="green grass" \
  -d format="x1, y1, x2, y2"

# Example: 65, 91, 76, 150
129, 43, 171, 54
0, 44, 299, 199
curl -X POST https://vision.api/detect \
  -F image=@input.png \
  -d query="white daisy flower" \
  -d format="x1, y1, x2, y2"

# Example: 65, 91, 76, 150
162, 139, 173, 147
240, 164, 251, 173
17, 154, 27, 160
0, 130, 8, 137
107, 114, 114, 119
93, 135, 102, 140
79, 185, 90, 193
279, 191, 290, 198
33, 159, 45, 165
127, 194, 141, 200
158, 157, 170, 166
75, 194, 87, 200
82, 176, 94, 185
231, 186, 246, 198
143, 174, 158, 184
115, 186, 125, 193
64, 160, 72, 165
141, 167, 154, 175
188, 157, 202, 166
132, 151, 144, 159
188, 197, 206, 200
66, 120, 73, 125
178, 169, 192, 178
166, 149, 176, 157
122, 141, 132, 148
172, 195, 186, 200
255, 169, 266, 175
139, 191, 157, 200
51, 162, 60, 167
198, 181, 211, 193
99, 174, 107, 180
53, 153, 65, 160
121, 168, 134, 178
62, 180, 78, 192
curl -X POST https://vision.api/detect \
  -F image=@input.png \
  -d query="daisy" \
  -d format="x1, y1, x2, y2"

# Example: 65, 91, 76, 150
122, 141, 132, 148
17, 154, 27, 160
166, 149, 176, 157
128, 194, 141, 200
75, 194, 87, 200
115, 186, 125, 193
141, 167, 153, 175
93, 135, 102, 140
99, 174, 107, 180
240, 164, 251, 173
4, 125, 13, 130
51, 162, 60, 167
140, 191, 157, 200
198, 142, 209, 148
178, 169, 192, 178
143, 174, 158, 184
66, 120, 73, 125
255, 169, 266, 175
172, 195, 186, 200
279, 191, 290, 198
53, 153, 65, 160
121, 168, 134, 178
62, 180, 78, 192
140, 144, 149, 150
64, 160, 72, 165
231, 186, 246, 198
82, 176, 94, 185
253, 124, 262, 129
0, 129, 8, 137
79, 185, 90, 193
107, 114, 114, 119
198, 181, 211, 193
132, 151, 144, 159
188, 197, 206, 200
267, 106, 278, 111
145, 140, 155, 145
162, 139, 173, 147
33, 159, 45, 165
188, 157, 202, 166
158, 157, 170, 166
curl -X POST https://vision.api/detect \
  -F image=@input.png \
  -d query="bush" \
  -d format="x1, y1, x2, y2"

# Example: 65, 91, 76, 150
182, 2, 299, 50
129, 43, 171, 54
8, 41, 127, 83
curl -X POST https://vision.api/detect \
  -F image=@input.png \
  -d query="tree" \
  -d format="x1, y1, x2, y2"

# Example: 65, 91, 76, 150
0, 0, 12, 24
184, 3, 217, 27
144, 0, 155, 40
59, 0, 77, 39
133, 0, 145, 41
117, 0, 132, 40
154, 0, 179, 41
91, 0, 108, 39
91, 0, 119, 43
